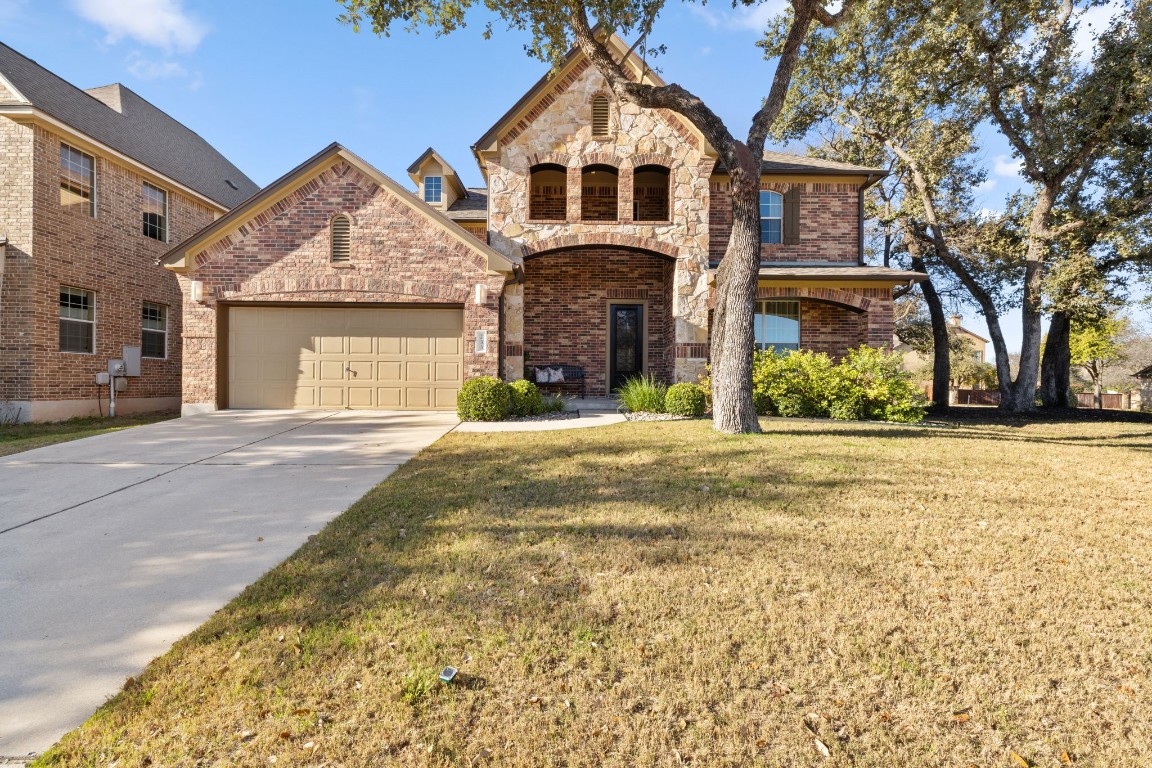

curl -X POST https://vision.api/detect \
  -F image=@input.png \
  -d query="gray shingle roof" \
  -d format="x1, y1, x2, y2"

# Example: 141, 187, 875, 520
445, 188, 487, 221
713, 151, 888, 176
0, 42, 258, 208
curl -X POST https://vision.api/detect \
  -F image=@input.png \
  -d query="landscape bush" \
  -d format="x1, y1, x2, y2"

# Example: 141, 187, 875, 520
456, 377, 511, 421
508, 379, 543, 417
616, 374, 667, 413
664, 382, 708, 417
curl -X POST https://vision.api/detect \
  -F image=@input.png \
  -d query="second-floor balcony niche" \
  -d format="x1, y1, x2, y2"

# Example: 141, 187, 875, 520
581, 164, 619, 221
529, 164, 567, 220
633, 165, 670, 222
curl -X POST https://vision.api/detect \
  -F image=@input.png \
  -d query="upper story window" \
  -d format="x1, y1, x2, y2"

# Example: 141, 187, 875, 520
529, 164, 567, 221
59, 286, 95, 354
754, 300, 800, 351
424, 176, 443, 204
60, 144, 95, 217
633, 165, 670, 222
331, 215, 351, 262
760, 190, 783, 244
142, 182, 168, 241
581, 165, 618, 221
591, 95, 611, 137
142, 302, 168, 358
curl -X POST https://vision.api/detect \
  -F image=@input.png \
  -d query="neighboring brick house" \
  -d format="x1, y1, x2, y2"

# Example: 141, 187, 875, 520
0, 43, 257, 422
160, 34, 923, 413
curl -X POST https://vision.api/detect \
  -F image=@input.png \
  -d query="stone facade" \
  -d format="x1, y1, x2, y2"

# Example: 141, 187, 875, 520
175, 158, 504, 411
0, 122, 216, 421
484, 60, 714, 385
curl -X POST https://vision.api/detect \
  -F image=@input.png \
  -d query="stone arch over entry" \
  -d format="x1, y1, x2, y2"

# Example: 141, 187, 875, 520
524, 233, 677, 261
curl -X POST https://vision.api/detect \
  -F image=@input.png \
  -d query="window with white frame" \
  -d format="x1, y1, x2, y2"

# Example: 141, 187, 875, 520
759, 190, 783, 244
424, 176, 442, 203
142, 302, 167, 358
754, 300, 800, 351
59, 286, 95, 353
60, 144, 95, 216
142, 182, 168, 241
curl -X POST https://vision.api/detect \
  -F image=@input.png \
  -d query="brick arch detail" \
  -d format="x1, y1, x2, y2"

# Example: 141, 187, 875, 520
756, 286, 871, 313
631, 152, 676, 170
580, 152, 624, 169
217, 276, 472, 304
524, 233, 677, 260
525, 151, 572, 168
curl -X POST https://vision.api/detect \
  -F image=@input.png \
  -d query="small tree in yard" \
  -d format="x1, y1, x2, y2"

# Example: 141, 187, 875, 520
335, 0, 859, 434
1070, 315, 1128, 409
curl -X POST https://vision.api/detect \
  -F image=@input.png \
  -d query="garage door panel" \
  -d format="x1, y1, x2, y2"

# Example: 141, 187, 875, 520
406, 361, 432, 383
435, 362, 461, 382
229, 307, 462, 411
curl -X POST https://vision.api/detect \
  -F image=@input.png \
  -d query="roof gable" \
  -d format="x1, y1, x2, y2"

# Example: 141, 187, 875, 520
160, 143, 517, 274
406, 146, 467, 198
0, 42, 258, 208
471, 32, 704, 157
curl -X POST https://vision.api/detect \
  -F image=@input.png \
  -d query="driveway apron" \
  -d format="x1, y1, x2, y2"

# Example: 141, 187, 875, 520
0, 410, 458, 760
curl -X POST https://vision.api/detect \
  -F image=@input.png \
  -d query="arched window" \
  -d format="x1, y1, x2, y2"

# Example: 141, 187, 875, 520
633, 165, 670, 221
581, 165, 618, 221
759, 190, 783, 244
529, 164, 567, 220
591, 95, 611, 137
331, 215, 351, 262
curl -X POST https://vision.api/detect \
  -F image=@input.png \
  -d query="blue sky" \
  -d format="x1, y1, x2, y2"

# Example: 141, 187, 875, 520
2, 0, 1104, 352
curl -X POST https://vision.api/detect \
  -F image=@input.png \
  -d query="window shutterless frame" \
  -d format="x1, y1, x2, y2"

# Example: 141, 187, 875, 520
141, 302, 168, 358
424, 176, 443, 204
59, 144, 96, 217
59, 286, 96, 354
142, 182, 168, 242
754, 300, 800, 351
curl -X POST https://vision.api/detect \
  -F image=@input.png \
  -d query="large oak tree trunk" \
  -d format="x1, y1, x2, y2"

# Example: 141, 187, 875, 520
1040, 310, 1072, 408
710, 160, 763, 434
909, 257, 950, 412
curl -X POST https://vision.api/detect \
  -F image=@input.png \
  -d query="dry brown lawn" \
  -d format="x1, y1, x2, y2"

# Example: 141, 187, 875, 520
38, 418, 1152, 767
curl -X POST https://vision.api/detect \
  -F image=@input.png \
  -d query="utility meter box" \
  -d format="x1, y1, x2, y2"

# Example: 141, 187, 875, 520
108, 359, 126, 377
122, 346, 142, 377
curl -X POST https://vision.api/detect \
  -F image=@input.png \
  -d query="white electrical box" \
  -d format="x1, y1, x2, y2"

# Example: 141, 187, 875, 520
474, 330, 488, 354
122, 346, 142, 377
95, 371, 110, 385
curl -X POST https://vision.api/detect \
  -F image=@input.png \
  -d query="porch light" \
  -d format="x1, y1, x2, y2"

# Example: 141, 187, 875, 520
474, 283, 488, 305
190, 280, 204, 303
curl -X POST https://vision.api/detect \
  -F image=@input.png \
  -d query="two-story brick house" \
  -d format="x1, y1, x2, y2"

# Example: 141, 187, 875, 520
159, 35, 922, 413
0, 43, 257, 422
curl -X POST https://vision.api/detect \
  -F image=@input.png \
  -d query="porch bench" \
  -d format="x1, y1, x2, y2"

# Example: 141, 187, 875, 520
525, 364, 586, 398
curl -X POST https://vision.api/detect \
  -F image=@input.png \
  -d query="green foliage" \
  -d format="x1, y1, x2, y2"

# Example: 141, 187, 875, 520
508, 379, 544, 417
457, 377, 511, 421
664, 382, 707, 417
400, 669, 435, 708
751, 347, 928, 423
616, 375, 667, 413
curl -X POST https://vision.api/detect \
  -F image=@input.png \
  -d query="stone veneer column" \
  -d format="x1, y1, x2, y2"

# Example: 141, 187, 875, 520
503, 283, 525, 380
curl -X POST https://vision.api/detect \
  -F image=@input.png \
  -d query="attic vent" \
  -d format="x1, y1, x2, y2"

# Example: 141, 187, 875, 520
591, 95, 610, 137
331, 215, 351, 262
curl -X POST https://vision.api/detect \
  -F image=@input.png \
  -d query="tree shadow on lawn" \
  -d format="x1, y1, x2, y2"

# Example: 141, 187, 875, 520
758, 419, 1152, 450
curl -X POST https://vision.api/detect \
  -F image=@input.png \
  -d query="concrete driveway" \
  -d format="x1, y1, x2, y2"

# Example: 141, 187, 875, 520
0, 410, 458, 761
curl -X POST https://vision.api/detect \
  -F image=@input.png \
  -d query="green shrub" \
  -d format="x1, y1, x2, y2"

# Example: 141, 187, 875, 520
542, 394, 566, 413
508, 379, 544, 416
665, 382, 707, 417
616, 374, 667, 413
457, 377, 511, 421
747, 346, 926, 423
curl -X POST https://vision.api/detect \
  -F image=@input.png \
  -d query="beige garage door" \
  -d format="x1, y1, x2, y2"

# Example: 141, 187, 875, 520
228, 306, 463, 410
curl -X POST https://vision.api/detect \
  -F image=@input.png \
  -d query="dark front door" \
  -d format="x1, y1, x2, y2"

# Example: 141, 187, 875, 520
609, 304, 644, 392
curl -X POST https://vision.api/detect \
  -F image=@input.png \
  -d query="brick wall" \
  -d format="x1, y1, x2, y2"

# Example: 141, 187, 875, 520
522, 248, 673, 396
180, 159, 504, 408
0, 116, 35, 406
1, 123, 216, 413
741, 285, 894, 359
709, 179, 861, 264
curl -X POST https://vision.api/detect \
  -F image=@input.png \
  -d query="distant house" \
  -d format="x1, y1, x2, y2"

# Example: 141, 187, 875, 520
896, 315, 990, 375
0, 42, 257, 422
1136, 364, 1152, 412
